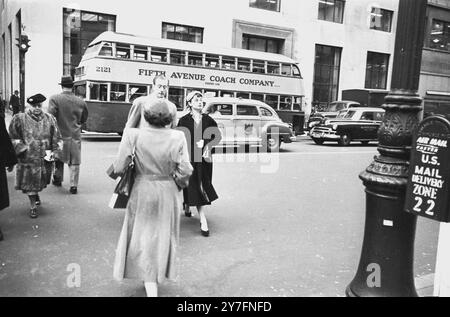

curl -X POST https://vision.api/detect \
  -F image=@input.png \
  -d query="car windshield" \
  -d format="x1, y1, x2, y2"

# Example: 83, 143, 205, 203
326, 102, 347, 112
336, 110, 348, 118
343, 110, 356, 119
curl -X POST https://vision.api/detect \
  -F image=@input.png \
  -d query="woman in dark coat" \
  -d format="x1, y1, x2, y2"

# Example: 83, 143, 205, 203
177, 91, 222, 237
0, 115, 18, 241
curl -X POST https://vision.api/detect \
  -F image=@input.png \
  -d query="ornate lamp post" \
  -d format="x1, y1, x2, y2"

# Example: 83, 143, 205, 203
346, 0, 428, 297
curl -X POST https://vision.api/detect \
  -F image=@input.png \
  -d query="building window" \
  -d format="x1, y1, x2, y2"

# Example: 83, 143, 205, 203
370, 7, 393, 32
428, 19, 450, 51
242, 34, 283, 54
365, 52, 389, 89
249, 0, 280, 12
313, 44, 342, 109
63, 8, 116, 77
162, 22, 203, 43
318, 0, 345, 24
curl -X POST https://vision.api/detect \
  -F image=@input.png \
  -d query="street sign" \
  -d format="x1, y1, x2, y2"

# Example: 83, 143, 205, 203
405, 115, 450, 222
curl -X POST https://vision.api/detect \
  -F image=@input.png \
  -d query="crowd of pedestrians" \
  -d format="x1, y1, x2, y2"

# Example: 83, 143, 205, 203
0, 74, 222, 297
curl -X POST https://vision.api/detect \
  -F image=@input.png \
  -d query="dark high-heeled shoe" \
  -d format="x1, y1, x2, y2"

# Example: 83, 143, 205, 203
29, 207, 38, 219
35, 194, 41, 206
201, 229, 209, 237
184, 204, 192, 217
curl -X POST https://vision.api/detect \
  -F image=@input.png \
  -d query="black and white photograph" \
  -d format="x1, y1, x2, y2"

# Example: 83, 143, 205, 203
1, 0, 450, 300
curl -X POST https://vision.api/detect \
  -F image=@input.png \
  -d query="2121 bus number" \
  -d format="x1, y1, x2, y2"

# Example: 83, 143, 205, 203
96, 66, 111, 73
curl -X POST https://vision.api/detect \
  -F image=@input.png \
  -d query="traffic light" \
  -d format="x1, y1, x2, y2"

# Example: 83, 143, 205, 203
16, 34, 30, 53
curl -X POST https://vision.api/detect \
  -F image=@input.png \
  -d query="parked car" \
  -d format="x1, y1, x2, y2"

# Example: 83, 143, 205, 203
307, 100, 361, 130
180, 97, 296, 152
309, 107, 385, 146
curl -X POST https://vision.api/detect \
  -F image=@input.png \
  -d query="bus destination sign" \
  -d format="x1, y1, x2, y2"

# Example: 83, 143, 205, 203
405, 115, 450, 222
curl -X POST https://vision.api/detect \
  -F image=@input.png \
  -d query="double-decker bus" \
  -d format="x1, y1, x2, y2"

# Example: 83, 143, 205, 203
74, 31, 305, 134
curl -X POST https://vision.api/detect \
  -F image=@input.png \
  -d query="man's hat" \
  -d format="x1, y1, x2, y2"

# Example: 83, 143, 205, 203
59, 76, 74, 86
186, 90, 203, 103
27, 93, 46, 105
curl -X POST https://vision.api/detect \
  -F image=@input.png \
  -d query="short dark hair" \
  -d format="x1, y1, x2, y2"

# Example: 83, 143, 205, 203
143, 112, 173, 127
143, 99, 173, 127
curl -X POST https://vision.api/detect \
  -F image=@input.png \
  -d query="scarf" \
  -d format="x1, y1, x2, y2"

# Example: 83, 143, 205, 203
27, 107, 44, 122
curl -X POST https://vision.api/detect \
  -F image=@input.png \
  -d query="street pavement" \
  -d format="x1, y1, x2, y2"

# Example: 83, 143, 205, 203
0, 127, 439, 297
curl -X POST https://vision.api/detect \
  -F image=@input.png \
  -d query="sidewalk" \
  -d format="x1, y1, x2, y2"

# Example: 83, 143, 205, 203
416, 273, 435, 297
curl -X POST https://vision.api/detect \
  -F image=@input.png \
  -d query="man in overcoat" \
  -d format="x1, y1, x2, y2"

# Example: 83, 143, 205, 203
9, 90, 21, 115
48, 76, 88, 194
0, 116, 18, 240
125, 75, 178, 129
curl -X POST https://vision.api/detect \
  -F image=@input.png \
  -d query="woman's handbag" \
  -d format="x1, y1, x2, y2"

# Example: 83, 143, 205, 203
109, 142, 137, 209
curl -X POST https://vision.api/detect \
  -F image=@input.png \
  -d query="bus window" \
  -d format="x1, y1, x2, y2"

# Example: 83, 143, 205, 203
129, 85, 147, 102
266, 94, 279, 109
169, 87, 185, 110
251, 93, 264, 102
293, 96, 303, 111
220, 91, 235, 98
279, 96, 292, 111
267, 62, 280, 74
188, 52, 203, 66
292, 64, 301, 77
151, 47, 167, 62
74, 83, 86, 99
222, 56, 236, 70
204, 90, 219, 98
89, 83, 108, 101
99, 43, 113, 57
170, 50, 185, 65
281, 64, 292, 76
252, 60, 265, 73
237, 92, 250, 99
116, 44, 130, 59
111, 83, 126, 102
134, 45, 148, 61
238, 58, 251, 71
205, 54, 219, 68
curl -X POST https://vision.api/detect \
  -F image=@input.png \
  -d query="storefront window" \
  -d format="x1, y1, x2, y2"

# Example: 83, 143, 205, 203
249, 0, 281, 12
63, 8, 116, 76
318, 0, 345, 24
370, 7, 393, 32
365, 51, 389, 89
162, 22, 204, 43
313, 44, 342, 105
428, 19, 450, 51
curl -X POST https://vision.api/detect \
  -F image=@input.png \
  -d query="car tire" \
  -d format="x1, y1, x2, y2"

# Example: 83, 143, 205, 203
265, 135, 280, 152
338, 134, 351, 146
312, 138, 324, 145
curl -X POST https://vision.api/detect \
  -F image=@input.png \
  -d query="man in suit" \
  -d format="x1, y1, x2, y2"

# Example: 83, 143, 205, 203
125, 74, 178, 129
9, 90, 21, 116
48, 76, 88, 194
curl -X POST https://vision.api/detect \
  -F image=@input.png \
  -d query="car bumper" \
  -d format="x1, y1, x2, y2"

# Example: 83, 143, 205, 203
309, 130, 340, 140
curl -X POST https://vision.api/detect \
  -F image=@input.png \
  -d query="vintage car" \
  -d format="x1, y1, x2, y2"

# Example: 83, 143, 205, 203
309, 107, 385, 146
182, 97, 296, 152
307, 100, 361, 130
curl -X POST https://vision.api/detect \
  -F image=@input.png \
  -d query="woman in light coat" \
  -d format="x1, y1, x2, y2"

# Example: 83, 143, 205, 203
8, 93, 61, 218
112, 99, 193, 297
